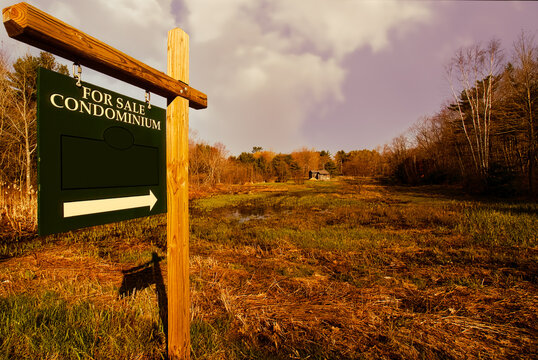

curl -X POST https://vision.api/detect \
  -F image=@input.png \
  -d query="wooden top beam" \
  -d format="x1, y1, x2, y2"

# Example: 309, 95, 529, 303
2, 2, 207, 109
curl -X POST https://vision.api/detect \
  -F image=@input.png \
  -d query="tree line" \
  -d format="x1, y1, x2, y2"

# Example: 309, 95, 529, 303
189, 32, 537, 196
1, 31, 536, 199
385, 32, 537, 195
188, 140, 384, 186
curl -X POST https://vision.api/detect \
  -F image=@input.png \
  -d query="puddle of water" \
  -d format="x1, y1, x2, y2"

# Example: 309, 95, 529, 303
229, 209, 267, 223
190, 203, 290, 223
227, 206, 272, 223
227, 206, 293, 223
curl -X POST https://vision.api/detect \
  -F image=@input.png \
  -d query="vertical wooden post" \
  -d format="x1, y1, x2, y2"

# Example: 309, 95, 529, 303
167, 28, 190, 360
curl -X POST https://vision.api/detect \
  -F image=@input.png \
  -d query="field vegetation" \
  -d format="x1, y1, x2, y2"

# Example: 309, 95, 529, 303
1, 178, 537, 359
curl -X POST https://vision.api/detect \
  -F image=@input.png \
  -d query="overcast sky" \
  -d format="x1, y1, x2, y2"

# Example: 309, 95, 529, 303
2, 1, 537, 155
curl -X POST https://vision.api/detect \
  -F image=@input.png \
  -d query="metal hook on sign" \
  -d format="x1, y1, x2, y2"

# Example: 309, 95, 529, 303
145, 91, 151, 109
72, 63, 82, 87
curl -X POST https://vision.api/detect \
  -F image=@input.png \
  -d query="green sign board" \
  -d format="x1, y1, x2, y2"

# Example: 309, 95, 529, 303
37, 68, 167, 236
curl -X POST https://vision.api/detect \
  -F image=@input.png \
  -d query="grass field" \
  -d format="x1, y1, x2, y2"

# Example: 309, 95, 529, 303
1, 178, 537, 359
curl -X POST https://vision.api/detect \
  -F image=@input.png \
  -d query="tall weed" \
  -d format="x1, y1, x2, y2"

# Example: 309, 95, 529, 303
0, 184, 36, 234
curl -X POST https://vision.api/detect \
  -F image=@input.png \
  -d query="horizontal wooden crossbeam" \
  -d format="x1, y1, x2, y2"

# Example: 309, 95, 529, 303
2, 2, 207, 109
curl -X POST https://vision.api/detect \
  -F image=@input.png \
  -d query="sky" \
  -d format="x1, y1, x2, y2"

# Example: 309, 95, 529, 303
1, 0, 537, 155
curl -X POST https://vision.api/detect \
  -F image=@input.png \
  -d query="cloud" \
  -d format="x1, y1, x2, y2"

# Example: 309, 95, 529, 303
270, 0, 431, 58
185, 0, 251, 43
193, 47, 345, 153
185, 0, 432, 153
1, 0, 432, 154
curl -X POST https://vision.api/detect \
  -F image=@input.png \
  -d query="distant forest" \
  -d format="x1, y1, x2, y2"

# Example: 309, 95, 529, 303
191, 33, 537, 196
0, 32, 536, 199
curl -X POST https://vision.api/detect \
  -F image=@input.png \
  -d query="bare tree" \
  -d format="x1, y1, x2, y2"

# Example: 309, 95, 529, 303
8, 56, 37, 195
0, 51, 30, 190
205, 142, 227, 185
188, 140, 228, 186
447, 39, 504, 183
0, 52, 67, 194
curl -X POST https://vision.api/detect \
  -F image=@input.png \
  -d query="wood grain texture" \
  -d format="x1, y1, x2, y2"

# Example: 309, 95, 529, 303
2, 2, 207, 109
166, 28, 191, 360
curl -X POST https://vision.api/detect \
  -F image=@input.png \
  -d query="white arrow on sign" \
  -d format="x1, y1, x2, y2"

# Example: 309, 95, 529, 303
63, 190, 158, 218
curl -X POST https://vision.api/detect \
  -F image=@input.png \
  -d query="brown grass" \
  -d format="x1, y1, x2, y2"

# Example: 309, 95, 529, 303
0, 178, 536, 359
0, 184, 36, 236
188, 239, 537, 359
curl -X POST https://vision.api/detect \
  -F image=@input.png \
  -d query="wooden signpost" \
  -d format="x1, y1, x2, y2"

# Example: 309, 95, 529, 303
167, 28, 191, 359
3, 2, 206, 359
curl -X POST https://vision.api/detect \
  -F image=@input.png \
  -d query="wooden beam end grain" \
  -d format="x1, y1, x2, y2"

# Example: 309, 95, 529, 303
3, 3, 27, 37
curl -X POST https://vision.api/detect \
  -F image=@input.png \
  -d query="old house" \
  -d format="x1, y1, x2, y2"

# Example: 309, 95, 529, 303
309, 169, 330, 181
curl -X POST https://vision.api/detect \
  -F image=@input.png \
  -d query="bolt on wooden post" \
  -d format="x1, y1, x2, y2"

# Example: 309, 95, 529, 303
167, 28, 191, 359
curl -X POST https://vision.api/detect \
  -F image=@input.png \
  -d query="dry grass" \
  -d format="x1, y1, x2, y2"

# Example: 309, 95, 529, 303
0, 184, 36, 236
188, 241, 537, 359
0, 178, 537, 359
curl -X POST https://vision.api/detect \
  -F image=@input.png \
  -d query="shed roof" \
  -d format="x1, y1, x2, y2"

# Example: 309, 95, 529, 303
309, 169, 330, 175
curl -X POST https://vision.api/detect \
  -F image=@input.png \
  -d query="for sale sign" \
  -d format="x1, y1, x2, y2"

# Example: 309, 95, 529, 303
37, 68, 167, 236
